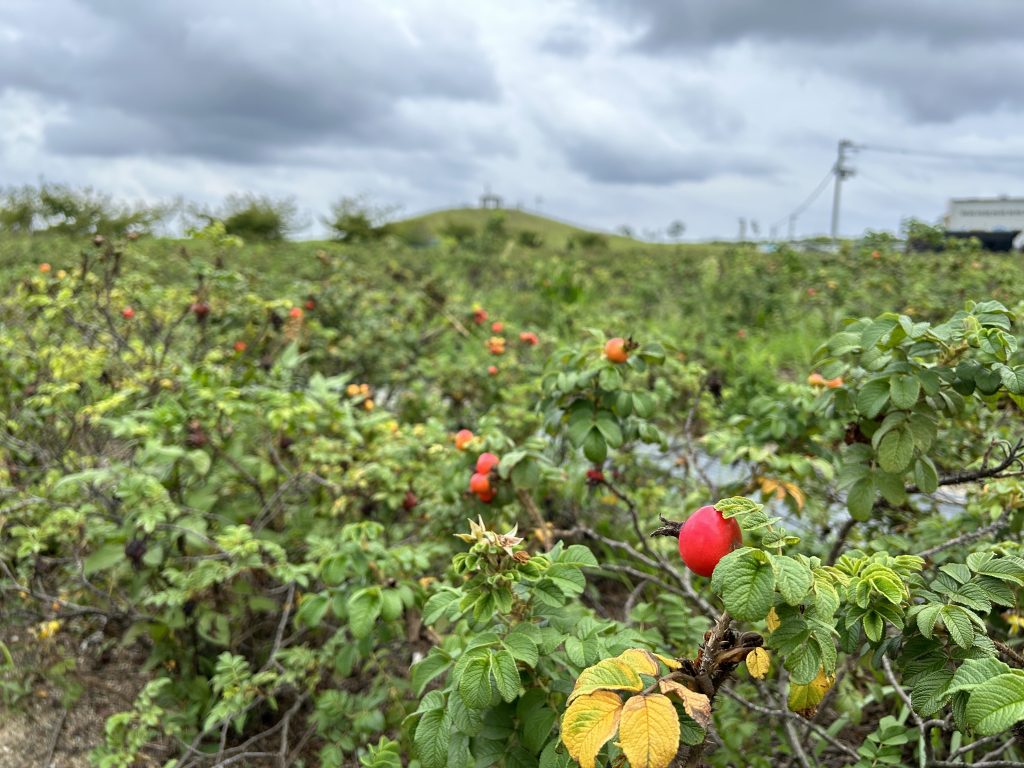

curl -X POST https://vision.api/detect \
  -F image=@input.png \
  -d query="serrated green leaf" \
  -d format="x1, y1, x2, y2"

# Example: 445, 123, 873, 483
878, 428, 915, 473
459, 655, 495, 709
711, 548, 775, 622
965, 673, 1024, 735
946, 657, 1012, 696
414, 708, 452, 768
941, 606, 975, 649
491, 650, 521, 703
412, 649, 453, 696
915, 604, 942, 639
848, 477, 875, 521
857, 378, 891, 418
890, 374, 920, 410
771, 555, 813, 606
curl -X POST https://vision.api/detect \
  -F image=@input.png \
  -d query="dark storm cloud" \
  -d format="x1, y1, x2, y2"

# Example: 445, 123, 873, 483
559, 134, 776, 186
596, 0, 1024, 123
0, 0, 500, 163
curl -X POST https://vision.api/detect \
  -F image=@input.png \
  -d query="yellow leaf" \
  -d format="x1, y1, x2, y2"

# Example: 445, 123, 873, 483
618, 693, 681, 768
745, 648, 770, 679
765, 607, 780, 633
657, 679, 712, 730
1004, 611, 1024, 636
788, 668, 835, 716
615, 649, 661, 677
560, 690, 624, 768
783, 482, 806, 511
653, 653, 682, 670
568, 659, 644, 704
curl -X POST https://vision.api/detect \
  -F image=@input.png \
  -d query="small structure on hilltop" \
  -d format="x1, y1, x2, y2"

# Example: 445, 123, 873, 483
479, 187, 503, 210
944, 196, 1024, 251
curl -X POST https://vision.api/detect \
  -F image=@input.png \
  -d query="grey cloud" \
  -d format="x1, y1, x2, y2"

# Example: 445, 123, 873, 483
0, 0, 501, 162
596, 0, 1024, 123
598, 0, 1024, 49
559, 134, 776, 186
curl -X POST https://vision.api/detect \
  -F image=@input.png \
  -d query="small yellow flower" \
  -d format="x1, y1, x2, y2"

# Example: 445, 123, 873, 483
363, 399, 375, 411
35, 620, 61, 640
345, 384, 360, 397
1004, 611, 1024, 636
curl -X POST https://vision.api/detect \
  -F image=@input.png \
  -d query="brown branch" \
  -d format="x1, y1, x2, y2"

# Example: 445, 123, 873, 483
994, 639, 1024, 668
917, 512, 1012, 559
718, 687, 859, 761
907, 439, 1024, 494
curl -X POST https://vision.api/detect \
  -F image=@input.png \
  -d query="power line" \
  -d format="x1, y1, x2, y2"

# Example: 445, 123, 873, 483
770, 164, 835, 233
856, 143, 1024, 165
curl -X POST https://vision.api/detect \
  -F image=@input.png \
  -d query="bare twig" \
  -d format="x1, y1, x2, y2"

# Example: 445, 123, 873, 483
718, 687, 859, 760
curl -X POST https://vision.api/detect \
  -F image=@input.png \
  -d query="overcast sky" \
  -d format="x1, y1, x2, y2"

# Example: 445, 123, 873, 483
2, 0, 1024, 240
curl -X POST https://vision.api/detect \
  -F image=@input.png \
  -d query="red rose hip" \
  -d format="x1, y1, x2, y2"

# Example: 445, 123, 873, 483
677, 505, 743, 577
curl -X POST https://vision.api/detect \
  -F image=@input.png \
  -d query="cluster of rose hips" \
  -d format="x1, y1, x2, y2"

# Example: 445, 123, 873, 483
469, 451, 500, 503
346, 382, 375, 410
807, 372, 843, 389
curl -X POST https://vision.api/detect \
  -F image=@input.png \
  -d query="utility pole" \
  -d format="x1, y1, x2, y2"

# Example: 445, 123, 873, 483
787, 214, 796, 242
830, 139, 856, 242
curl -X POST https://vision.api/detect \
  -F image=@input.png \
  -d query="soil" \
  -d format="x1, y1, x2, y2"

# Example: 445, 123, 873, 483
0, 624, 147, 768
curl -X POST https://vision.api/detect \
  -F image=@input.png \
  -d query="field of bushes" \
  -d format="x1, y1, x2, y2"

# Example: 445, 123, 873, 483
2, 206, 1024, 768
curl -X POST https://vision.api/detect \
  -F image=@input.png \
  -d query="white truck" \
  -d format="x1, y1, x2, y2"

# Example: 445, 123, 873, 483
944, 196, 1024, 251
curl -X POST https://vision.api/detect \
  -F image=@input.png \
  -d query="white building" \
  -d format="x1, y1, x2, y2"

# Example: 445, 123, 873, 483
944, 196, 1024, 250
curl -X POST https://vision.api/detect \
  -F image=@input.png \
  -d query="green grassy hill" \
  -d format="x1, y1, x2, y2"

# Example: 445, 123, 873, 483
395, 207, 644, 251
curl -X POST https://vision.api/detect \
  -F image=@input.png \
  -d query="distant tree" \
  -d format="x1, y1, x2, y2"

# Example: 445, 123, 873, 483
0, 183, 168, 237
0, 186, 38, 233
204, 194, 302, 242
323, 196, 396, 243
617, 225, 636, 239
667, 220, 686, 240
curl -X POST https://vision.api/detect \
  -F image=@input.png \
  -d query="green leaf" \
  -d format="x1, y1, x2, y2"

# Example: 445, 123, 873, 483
84, 542, 125, 575
491, 650, 521, 703
582, 428, 607, 463
414, 707, 452, 768
711, 548, 775, 622
847, 477, 875, 521
295, 593, 330, 629
458, 655, 495, 709
946, 658, 1012, 696
999, 365, 1024, 395
907, 413, 936, 453
889, 374, 920, 410
913, 457, 939, 494
347, 588, 383, 639
911, 670, 954, 717
632, 392, 656, 419
965, 673, 1024, 735
518, 690, 556, 754
878, 428, 915, 473
502, 630, 539, 668
857, 378, 891, 418
941, 606, 975, 649
412, 650, 453, 696
786, 642, 821, 685
771, 555, 813, 606
594, 411, 623, 448
423, 590, 461, 625
875, 472, 907, 506
862, 611, 884, 642
915, 604, 942, 639
558, 545, 598, 567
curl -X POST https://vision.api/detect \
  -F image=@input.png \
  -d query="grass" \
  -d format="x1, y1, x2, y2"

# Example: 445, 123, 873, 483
396, 207, 649, 251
